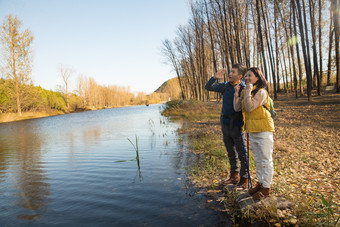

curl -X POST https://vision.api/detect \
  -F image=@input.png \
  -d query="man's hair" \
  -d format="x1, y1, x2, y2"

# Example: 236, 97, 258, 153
232, 64, 247, 77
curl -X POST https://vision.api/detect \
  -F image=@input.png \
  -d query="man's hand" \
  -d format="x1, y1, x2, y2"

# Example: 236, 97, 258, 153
214, 69, 226, 80
234, 85, 240, 95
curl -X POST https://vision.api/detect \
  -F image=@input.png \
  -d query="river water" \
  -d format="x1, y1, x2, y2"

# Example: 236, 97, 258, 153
0, 104, 228, 226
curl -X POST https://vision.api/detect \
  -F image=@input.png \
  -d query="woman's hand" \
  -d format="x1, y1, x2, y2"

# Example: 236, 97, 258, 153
245, 83, 253, 91
214, 69, 226, 79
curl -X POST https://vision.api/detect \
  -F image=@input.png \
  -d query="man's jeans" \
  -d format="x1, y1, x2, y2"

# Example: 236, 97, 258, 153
221, 123, 248, 178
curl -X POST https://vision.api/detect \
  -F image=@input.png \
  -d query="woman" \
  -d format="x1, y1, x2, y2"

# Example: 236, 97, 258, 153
233, 67, 274, 200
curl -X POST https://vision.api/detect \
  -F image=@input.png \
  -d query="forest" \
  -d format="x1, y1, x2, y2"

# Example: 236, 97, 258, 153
162, 0, 339, 101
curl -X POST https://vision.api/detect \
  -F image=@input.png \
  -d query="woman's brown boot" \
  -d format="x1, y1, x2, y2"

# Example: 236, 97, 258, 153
248, 182, 262, 195
252, 187, 270, 200
223, 172, 240, 185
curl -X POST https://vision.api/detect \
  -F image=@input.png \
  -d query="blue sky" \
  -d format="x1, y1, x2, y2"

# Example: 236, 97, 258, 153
0, 0, 190, 94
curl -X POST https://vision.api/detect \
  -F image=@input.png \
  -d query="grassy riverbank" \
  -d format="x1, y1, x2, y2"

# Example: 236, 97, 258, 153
162, 92, 340, 226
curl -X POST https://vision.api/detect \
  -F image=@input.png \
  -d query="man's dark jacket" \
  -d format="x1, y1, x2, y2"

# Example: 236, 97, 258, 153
205, 77, 245, 128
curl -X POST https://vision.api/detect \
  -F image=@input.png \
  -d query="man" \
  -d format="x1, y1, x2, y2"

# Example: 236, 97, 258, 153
205, 64, 248, 190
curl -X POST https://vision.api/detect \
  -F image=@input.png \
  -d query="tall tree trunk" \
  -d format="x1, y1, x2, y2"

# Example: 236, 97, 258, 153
302, 0, 313, 78
15, 79, 22, 116
260, 0, 276, 98
333, 0, 340, 92
11, 39, 22, 116
280, 56, 286, 93
274, 1, 281, 93
281, 43, 289, 95
293, 0, 304, 96
256, 0, 269, 83
278, 1, 297, 96
309, 0, 321, 95
231, 1, 242, 64
216, 0, 231, 72
295, 0, 313, 101
288, 1, 299, 98
327, 19, 334, 86
204, 0, 217, 74
287, 45, 294, 92
224, 1, 234, 67
318, 0, 323, 87
244, 2, 251, 67
213, 0, 227, 70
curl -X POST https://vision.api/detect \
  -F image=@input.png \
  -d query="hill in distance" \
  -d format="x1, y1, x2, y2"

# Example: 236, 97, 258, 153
153, 77, 181, 101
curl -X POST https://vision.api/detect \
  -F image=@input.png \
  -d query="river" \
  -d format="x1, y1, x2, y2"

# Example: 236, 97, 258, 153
0, 104, 228, 226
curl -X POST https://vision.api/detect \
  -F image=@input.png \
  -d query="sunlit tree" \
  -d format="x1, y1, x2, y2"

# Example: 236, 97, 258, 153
0, 15, 34, 116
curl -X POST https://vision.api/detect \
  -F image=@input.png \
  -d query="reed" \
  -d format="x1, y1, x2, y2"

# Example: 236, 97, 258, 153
128, 135, 142, 181
128, 135, 139, 161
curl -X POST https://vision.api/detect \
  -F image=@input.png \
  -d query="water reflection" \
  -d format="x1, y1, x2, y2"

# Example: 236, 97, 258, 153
0, 122, 50, 221
0, 138, 9, 184
134, 157, 143, 183
83, 127, 102, 144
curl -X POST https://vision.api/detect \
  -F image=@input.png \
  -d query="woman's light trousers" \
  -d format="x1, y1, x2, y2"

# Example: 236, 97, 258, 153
249, 131, 274, 188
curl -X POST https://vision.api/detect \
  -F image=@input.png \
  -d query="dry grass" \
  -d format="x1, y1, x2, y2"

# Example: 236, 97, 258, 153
164, 91, 340, 226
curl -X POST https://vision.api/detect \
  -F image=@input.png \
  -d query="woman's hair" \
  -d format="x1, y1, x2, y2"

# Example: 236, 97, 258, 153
247, 67, 268, 89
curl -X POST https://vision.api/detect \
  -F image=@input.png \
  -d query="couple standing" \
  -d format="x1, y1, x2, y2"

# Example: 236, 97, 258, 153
205, 64, 274, 200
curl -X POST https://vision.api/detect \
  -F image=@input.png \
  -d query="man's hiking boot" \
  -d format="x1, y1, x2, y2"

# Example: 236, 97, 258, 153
252, 187, 270, 200
223, 172, 240, 185
234, 177, 248, 191
248, 182, 262, 195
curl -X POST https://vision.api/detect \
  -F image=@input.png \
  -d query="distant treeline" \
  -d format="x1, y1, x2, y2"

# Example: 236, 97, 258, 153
75, 75, 165, 110
0, 76, 181, 114
162, 0, 340, 101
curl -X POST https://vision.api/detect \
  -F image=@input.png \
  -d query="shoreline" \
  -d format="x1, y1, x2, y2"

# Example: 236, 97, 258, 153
0, 110, 64, 124
0, 103, 160, 124
162, 93, 340, 226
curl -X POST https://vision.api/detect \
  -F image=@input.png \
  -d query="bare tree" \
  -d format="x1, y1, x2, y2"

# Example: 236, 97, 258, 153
76, 73, 88, 108
161, 39, 186, 99
0, 15, 34, 116
59, 65, 74, 110
161, 0, 336, 100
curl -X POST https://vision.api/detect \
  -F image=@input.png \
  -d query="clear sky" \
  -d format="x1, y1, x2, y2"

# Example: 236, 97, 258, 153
0, 0, 190, 94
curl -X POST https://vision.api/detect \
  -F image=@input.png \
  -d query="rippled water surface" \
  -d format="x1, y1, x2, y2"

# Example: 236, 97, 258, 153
0, 104, 226, 226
